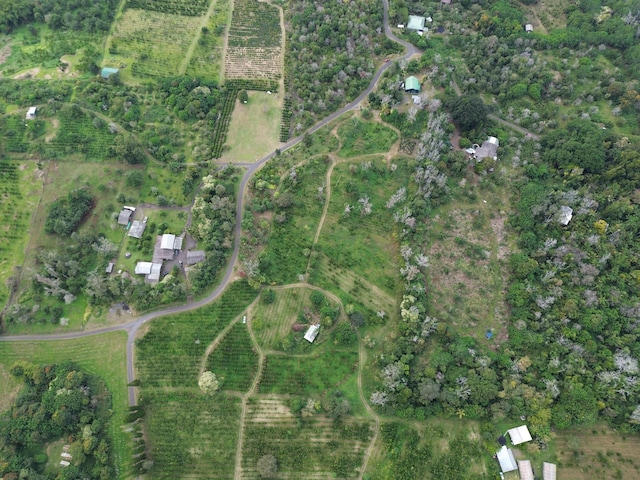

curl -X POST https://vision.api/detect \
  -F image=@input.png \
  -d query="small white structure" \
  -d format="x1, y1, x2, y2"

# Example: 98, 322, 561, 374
26, 106, 37, 120
407, 15, 426, 31
160, 233, 183, 251
60, 460, 70, 467
106, 262, 114, 274
61, 452, 72, 459
304, 324, 320, 343
558, 206, 573, 226
543, 462, 557, 480
412, 95, 421, 105
397, 24, 405, 28
525, 23, 534, 33
518, 460, 534, 480
496, 445, 518, 473
135, 262, 154, 275
507, 425, 532, 445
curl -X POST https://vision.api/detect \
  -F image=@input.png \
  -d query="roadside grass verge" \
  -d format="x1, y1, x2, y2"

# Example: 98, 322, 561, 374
143, 390, 241, 479
205, 322, 259, 392
0, 332, 131, 479
136, 280, 258, 387
337, 119, 398, 158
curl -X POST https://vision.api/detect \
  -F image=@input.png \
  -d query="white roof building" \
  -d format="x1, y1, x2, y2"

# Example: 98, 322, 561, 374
558, 206, 573, 226
508, 425, 532, 445
518, 460, 534, 480
26, 106, 37, 120
304, 324, 320, 343
160, 233, 183, 251
525, 23, 534, 32
543, 462, 557, 480
60, 460, 70, 467
407, 15, 426, 31
135, 262, 153, 275
496, 446, 518, 473
146, 263, 162, 283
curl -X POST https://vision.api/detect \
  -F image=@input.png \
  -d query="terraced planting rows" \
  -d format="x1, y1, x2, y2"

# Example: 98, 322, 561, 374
125, 0, 210, 16
241, 398, 373, 479
136, 281, 258, 387
205, 322, 259, 392
50, 108, 117, 161
224, 0, 282, 80
144, 391, 241, 479
108, 9, 201, 78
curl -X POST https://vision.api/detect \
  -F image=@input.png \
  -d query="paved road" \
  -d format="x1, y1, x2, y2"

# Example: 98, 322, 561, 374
0, 0, 419, 407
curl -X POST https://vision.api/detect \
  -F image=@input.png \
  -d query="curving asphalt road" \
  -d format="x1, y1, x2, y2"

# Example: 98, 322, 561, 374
0, 0, 420, 407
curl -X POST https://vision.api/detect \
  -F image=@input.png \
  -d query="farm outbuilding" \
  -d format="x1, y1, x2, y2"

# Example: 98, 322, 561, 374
101, 67, 119, 79
496, 445, 518, 473
186, 250, 206, 265
128, 220, 147, 239
474, 136, 499, 161
558, 206, 573, 226
507, 425, 532, 445
406, 15, 426, 31
135, 262, 154, 275
525, 23, 534, 32
118, 209, 133, 225
106, 262, 114, 274
518, 460, 534, 480
404, 76, 421, 94
543, 462, 556, 480
26, 107, 37, 120
304, 324, 320, 343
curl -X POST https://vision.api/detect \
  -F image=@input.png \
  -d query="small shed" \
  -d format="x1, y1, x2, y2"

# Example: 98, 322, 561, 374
186, 250, 206, 265
404, 76, 420, 94
558, 206, 573, 226
496, 446, 518, 473
543, 462, 557, 480
61, 452, 72, 460
304, 324, 320, 343
26, 107, 37, 120
507, 425, 532, 445
106, 262, 114, 274
135, 262, 153, 275
518, 460, 534, 480
101, 67, 119, 79
407, 15, 426, 31
118, 209, 133, 226
128, 220, 147, 239
525, 23, 534, 33
60, 460, 70, 467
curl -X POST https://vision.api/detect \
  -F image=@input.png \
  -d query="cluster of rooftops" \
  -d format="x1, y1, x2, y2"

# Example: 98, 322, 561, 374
496, 425, 556, 480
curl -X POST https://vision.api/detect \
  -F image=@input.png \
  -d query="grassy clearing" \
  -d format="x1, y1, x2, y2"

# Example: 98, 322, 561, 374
366, 418, 492, 480
49, 107, 117, 161
0, 363, 21, 413
337, 119, 398, 158
136, 281, 258, 387
309, 157, 408, 303
144, 390, 241, 479
0, 162, 43, 310
0, 332, 131, 479
205, 322, 259, 391
242, 398, 373, 479
556, 425, 640, 479
220, 91, 284, 163
259, 346, 358, 396
531, 0, 570, 30
105, 9, 201, 79
426, 182, 511, 346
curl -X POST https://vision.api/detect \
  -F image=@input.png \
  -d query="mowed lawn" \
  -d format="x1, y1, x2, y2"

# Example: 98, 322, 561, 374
0, 332, 131, 478
220, 90, 283, 163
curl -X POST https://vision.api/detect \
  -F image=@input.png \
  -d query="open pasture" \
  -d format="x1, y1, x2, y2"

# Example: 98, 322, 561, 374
0, 162, 42, 311
106, 9, 201, 78
144, 390, 241, 479
186, 0, 231, 81
136, 281, 258, 388
337, 120, 398, 158
241, 397, 373, 479
224, 0, 282, 80
0, 332, 131, 478
205, 322, 259, 392
556, 425, 640, 479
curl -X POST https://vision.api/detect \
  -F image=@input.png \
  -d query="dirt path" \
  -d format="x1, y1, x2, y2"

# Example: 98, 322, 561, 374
198, 314, 242, 377
233, 297, 265, 480
357, 334, 380, 479
179, 0, 219, 75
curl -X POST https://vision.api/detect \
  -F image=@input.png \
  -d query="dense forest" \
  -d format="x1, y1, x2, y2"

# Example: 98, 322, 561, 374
0, 362, 114, 479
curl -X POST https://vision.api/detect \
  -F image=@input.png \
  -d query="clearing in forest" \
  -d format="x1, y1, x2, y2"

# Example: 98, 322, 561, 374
223, 0, 283, 81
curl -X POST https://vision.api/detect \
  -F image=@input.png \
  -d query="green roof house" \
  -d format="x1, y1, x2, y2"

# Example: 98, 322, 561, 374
404, 76, 420, 94
101, 67, 119, 79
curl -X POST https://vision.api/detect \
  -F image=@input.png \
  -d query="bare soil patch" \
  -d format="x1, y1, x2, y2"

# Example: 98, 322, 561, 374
13, 67, 40, 79
0, 44, 11, 66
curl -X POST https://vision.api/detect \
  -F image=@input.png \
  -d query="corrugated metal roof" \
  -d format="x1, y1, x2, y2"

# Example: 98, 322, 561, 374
405, 76, 420, 92
101, 67, 119, 78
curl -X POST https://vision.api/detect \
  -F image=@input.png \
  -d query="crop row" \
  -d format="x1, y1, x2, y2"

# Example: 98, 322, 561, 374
227, 0, 281, 49
279, 68, 292, 141
205, 322, 258, 391
211, 90, 237, 158
225, 79, 278, 92
125, 0, 209, 16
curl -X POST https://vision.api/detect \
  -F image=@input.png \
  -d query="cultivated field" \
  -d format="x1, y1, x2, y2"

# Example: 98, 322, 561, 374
0, 332, 131, 478
224, 0, 283, 81
186, 0, 231, 81
105, 9, 201, 78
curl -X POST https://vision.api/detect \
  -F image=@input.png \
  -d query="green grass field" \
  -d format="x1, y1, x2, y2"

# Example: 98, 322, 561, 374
337, 119, 398, 158
0, 332, 131, 478
185, 0, 230, 81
